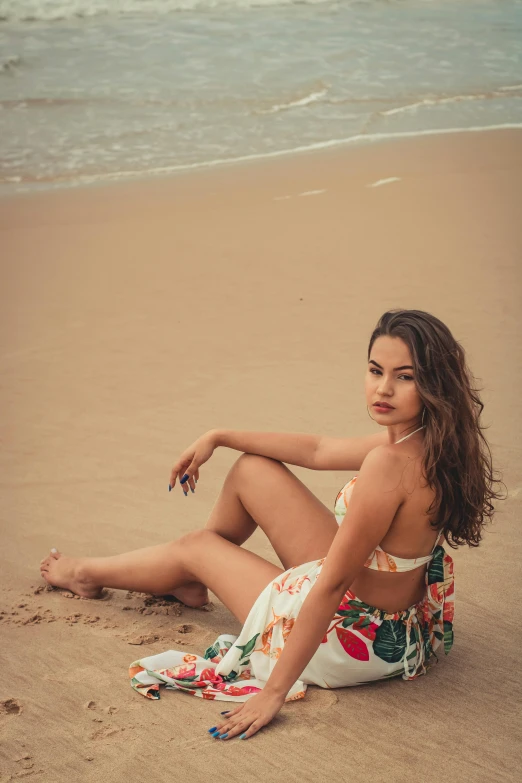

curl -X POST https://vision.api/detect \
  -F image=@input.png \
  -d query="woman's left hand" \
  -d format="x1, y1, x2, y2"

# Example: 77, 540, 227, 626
208, 689, 286, 741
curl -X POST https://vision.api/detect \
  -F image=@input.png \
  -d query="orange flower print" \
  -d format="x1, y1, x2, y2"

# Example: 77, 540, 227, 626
260, 609, 283, 654
274, 570, 310, 595
183, 654, 197, 663
282, 617, 295, 642
365, 548, 397, 571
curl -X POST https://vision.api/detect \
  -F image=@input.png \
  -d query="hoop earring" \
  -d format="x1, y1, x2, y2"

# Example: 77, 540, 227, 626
421, 407, 427, 426
367, 405, 375, 421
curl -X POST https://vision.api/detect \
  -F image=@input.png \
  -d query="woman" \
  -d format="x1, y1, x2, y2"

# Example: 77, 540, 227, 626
40, 309, 502, 742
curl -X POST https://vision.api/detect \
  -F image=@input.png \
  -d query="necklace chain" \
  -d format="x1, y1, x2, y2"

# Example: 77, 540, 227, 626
394, 425, 425, 445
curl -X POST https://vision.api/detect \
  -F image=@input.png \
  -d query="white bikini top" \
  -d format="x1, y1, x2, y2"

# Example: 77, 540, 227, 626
333, 426, 443, 573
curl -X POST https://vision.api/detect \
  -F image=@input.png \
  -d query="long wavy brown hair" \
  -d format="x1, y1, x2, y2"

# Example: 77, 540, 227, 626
368, 309, 504, 548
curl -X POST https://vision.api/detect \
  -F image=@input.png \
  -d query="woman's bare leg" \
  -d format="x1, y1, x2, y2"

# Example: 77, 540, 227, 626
203, 454, 339, 565
40, 453, 338, 614
40, 530, 283, 624
173, 454, 339, 602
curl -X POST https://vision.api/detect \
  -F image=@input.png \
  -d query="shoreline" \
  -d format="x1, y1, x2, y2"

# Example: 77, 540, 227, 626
2, 121, 522, 198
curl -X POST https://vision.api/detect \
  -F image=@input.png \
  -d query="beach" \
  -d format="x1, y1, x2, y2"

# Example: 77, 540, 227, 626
1, 127, 521, 781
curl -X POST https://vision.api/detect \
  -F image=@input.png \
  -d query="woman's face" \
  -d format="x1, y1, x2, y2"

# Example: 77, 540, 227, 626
365, 335, 423, 425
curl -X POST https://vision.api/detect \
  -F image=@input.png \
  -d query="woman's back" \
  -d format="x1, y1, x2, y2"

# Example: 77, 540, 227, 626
374, 436, 440, 559
336, 429, 442, 612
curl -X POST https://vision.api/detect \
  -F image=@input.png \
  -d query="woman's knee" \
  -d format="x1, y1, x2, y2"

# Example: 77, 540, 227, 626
230, 452, 282, 481
177, 529, 217, 551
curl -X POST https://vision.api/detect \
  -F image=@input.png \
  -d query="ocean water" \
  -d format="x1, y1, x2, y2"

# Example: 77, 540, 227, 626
1, 0, 521, 191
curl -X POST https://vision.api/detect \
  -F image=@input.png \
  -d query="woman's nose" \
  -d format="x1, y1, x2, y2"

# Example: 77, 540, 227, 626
377, 376, 393, 396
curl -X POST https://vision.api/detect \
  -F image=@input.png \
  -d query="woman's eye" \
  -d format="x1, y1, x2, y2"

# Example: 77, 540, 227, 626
399, 374, 414, 381
369, 368, 381, 375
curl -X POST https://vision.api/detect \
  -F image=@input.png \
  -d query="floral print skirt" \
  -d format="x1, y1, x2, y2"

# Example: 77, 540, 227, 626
129, 545, 454, 703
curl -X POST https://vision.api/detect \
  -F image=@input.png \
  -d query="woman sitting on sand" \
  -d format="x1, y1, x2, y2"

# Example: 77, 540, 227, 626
40, 309, 501, 742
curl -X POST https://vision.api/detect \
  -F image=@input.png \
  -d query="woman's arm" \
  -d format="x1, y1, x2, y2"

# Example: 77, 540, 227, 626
313, 430, 389, 471
211, 428, 389, 472
212, 429, 320, 469
262, 445, 404, 699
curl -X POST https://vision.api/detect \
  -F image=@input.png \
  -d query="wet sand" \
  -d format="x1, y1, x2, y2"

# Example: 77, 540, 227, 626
1, 128, 521, 782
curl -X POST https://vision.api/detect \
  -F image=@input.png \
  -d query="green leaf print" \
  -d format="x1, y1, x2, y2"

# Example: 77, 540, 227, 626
342, 614, 372, 629
204, 642, 220, 660
337, 609, 363, 620
235, 633, 260, 663
443, 621, 454, 654
380, 668, 404, 680
339, 600, 370, 611
421, 623, 433, 658
427, 546, 444, 585
373, 619, 407, 663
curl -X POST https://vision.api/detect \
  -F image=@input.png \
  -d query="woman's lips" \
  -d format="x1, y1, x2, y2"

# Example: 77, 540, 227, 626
373, 403, 395, 412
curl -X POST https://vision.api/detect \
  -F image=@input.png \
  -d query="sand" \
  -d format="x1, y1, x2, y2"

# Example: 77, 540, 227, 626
1, 129, 521, 783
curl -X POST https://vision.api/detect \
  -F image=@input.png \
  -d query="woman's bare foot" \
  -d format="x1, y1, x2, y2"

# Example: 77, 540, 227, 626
40, 550, 103, 599
169, 582, 210, 609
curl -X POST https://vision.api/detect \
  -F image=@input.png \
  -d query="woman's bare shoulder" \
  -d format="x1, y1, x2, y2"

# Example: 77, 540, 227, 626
342, 445, 406, 521
360, 443, 404, 474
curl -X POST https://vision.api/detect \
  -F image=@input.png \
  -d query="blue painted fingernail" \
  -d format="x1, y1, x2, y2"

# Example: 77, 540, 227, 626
214, 732, 221, 738
190, 487, 195, 493
240, 733, 247, 739
183, 490, 188, 496
220, 733, 228, 739
195, 479, 198, 483
168, 484, 171, 492
180, 474, 189, 485
208, 727, 217, 733
220, 711, 229, 715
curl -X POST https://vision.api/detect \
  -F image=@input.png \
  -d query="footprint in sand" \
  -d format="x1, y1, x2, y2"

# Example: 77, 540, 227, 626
175, 624, 193, 634
84, 701, 118, 716
14, 753, 34, 771
90, 724, 125, 741
0, 698, 22, 715
127, 633, 161, 646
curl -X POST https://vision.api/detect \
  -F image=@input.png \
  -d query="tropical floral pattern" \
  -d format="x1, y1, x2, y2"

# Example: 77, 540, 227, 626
130, 480, 455, 701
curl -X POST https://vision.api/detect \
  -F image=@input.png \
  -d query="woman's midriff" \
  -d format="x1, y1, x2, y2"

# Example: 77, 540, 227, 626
349, 564, 427, 614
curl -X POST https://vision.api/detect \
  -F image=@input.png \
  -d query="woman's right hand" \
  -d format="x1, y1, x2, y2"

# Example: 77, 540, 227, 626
169, 430, 218, 495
